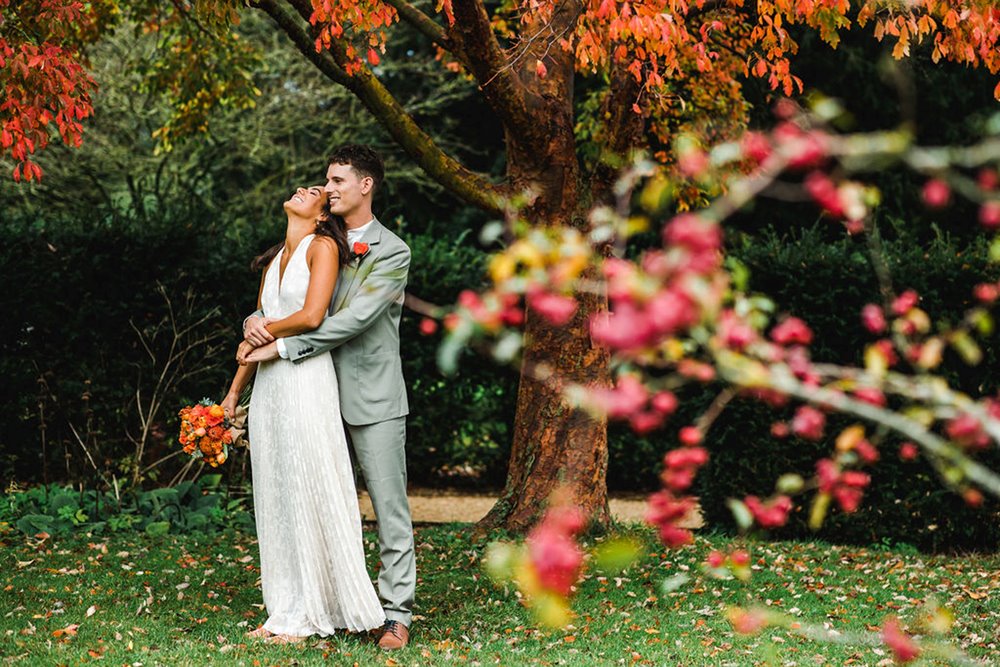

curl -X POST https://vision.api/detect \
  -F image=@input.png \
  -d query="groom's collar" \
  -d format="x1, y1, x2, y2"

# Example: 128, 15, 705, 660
356, 217, 383, 245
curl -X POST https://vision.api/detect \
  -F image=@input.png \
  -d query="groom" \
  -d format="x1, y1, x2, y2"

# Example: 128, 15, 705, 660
242, 144, 415, 650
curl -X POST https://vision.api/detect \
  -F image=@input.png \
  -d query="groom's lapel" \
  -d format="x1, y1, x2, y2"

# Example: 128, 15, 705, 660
333, 219, 384, 313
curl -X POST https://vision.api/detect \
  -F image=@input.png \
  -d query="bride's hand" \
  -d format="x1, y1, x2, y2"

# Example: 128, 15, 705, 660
236, 340, 255, 366
220, 392, 238, 419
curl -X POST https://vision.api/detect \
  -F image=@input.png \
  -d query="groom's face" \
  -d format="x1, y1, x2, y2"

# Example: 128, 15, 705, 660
325, 162, 372, 216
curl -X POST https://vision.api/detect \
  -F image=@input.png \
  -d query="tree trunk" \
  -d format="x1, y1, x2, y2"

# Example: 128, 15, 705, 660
476, 34, 611, 534
477, 287, 611, 533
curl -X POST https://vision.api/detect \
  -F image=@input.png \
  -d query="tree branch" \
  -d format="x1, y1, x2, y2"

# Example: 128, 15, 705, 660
254, 0, 507, 214
448, 0, 537, 139
381, 0, 464, 56
252, 0, 351, 86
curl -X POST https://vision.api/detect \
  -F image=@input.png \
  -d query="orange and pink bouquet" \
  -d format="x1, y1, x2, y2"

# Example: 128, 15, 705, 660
178, 399, 244, 467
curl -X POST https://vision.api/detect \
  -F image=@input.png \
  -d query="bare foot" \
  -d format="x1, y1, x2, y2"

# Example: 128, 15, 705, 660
246, 625, 274, 639
266, 633, 308, 645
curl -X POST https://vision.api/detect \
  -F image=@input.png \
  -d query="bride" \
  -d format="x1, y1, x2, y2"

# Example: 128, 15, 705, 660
220, 186, 385, 642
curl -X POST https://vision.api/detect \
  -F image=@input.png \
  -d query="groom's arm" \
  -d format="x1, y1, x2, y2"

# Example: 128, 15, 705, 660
282, 242, 411, 363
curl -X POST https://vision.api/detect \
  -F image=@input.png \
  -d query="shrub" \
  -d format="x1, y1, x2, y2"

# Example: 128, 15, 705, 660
693, 226, 1000, 552
0, 476, 255, 537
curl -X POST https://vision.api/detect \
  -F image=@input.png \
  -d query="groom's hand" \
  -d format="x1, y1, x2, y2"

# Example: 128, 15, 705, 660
244, 341, 280, 363
236, 341, 255, 365
244, 316, 276, 346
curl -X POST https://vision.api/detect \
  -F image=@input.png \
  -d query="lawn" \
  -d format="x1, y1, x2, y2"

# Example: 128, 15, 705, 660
2, 524, 999, 666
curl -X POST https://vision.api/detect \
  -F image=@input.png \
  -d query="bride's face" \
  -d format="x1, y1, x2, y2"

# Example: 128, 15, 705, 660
283, 186, 327, 220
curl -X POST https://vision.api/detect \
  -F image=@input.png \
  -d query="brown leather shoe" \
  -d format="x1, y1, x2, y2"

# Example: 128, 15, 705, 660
378, 620, 409, 650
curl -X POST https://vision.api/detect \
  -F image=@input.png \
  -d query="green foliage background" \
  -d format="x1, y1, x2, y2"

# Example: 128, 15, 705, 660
0, 14, 998, 551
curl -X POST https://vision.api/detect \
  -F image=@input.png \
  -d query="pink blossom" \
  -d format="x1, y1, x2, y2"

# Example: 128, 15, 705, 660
816, 459, 840, 493
861, 304, 887, 334
678, 148, 709, 178
804, 172, 844, 218
678, 426, 703, 446
771, 317, 813, 346
595, 375, 648, 419
854, 439, 880, 464
963, 488, 984, 507
663, 214, 722, 253
527, 506, 585, 596
647, 289, 698, 335
881, 617, 920, 663
773, 122, 828, 169
590, 304, 654, 350
729, 550, 750, 567
980, 201, 1000, 229
744, 495, 793, 528
744, 388, 789, 408
899, 442, 918, 461
645, 490, 695, 548
853, 387, 886, 407
974, 282, 999, 303
528, 291, 578, 326
661, 446, 709, 492
873, 339, 899, 366
501, 306, 524, 326
602, 258, 636, 300
978, 168, 999, 191
785, 346, 815, 381
921, 178, 951, 208
792, 406, 825, 440
741, 131, 772, 164
706, 550, 725, 568
677, 359, 716, 382
946, 413, 990, 450
833, 471, 870, 512
661, 467, 696, 492
458, 289, 481, 309
664, 446, 710, 469
729, 608, 769, 634
419, 318, 438, 335
651, 391, 678, 415
719, 310, 756, 350
843, 219, 866, 235
770, 422, 790, 438
891, 290, 919, 316
629, 411, 664, 434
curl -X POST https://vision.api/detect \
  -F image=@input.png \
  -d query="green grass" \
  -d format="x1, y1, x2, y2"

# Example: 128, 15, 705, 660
2, 524, 999, 665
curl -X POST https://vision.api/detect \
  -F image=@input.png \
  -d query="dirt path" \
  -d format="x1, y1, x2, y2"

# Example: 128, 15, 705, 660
358, 488, 703, 528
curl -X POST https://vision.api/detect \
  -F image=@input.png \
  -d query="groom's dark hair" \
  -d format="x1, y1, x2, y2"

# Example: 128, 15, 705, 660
328, 144, 384, 193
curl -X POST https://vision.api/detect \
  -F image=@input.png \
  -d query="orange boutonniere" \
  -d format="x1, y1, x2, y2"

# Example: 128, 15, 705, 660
352, 241, 370, 261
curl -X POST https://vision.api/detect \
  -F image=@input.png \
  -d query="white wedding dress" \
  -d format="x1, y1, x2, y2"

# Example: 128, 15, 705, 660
248, 234, 385, 636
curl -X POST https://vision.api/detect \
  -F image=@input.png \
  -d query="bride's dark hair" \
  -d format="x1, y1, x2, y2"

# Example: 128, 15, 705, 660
251, 208, 350, 272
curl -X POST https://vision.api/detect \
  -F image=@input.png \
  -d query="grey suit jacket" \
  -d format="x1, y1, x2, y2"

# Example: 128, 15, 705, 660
279, 219, 411, 426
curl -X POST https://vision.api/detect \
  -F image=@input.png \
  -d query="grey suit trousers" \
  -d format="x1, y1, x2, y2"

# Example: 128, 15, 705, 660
347, 416, 415, 625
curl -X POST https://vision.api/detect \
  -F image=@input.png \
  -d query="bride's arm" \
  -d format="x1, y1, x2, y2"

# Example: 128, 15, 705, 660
223, 272, 268, 413
263, 237, 339, 339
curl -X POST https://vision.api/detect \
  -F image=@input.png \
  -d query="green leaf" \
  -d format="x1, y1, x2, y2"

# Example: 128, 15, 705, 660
482, 542, 519, 581
950, 330, 982, 365
145, 521, 171, 537
726, 498, 754, 532
776, 474, 804, 494
198, 474, 222, 490
592, 537, 642, 573
660, 573, 691, 594
16, 513, 53, 536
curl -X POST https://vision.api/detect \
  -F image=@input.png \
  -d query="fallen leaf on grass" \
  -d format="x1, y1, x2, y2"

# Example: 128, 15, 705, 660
86, 606, 97, 618
52, 623, 79, 638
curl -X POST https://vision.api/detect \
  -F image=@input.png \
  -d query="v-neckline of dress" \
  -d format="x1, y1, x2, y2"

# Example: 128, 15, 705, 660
277, 233, 315, 293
